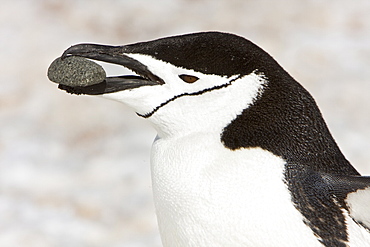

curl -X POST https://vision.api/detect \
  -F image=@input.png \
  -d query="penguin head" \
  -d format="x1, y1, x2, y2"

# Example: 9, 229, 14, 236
59, 31, 358, 174
60, 32, 278, 137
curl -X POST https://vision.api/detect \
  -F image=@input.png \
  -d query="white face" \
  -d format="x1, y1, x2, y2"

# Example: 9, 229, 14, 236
102, 54, 267, 138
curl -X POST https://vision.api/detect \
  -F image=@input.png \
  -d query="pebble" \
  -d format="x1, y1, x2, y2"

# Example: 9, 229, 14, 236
47, 56, 106, 87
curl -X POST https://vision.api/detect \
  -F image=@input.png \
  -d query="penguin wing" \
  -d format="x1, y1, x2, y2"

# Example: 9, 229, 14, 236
285, 166, 370, 244
323, 174, 370, 230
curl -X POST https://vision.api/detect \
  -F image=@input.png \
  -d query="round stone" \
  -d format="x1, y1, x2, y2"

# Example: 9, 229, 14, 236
47, 56, 106, 87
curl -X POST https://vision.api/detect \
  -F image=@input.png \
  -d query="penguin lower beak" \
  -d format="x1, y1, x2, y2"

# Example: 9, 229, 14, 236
58, 44, 164, 95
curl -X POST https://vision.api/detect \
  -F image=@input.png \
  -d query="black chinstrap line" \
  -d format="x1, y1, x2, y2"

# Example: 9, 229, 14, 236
137, 75, 243, 118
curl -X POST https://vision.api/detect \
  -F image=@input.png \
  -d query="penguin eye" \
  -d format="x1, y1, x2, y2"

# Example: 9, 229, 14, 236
179, 74, 199, 83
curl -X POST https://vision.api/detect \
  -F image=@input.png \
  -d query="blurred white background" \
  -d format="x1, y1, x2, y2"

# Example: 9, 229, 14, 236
1, 0, 370, 246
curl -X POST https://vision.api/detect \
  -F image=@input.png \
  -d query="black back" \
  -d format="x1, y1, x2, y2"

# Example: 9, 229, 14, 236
221, 71, 359, 175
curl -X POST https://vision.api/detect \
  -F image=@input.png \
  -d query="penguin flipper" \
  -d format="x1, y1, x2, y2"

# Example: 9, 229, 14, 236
323, 174, 370, 230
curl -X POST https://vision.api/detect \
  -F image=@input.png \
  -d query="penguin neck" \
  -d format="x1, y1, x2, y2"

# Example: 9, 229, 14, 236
221, 75, 359, 176
146, 72, 268, 140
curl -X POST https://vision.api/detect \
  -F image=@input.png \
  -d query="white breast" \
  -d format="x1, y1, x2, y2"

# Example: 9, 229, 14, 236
150, 133, 322, 247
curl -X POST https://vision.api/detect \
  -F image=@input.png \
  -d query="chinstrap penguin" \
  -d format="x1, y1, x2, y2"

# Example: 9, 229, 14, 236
53, 32, 370, 247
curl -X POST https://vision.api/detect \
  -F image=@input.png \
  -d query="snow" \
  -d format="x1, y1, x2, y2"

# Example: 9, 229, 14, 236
1, 0, 370, 246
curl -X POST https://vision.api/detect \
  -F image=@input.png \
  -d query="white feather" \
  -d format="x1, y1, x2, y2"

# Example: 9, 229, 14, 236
151, 137, 321, 247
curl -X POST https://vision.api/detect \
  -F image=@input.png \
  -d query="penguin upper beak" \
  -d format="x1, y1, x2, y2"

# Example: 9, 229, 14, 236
58, 44, 164, 95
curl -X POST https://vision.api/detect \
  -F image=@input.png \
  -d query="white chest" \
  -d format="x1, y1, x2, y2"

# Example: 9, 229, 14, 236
150, 134, 321, 247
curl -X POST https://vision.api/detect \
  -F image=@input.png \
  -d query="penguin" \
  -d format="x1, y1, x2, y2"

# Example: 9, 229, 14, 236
56, 32, 370, 247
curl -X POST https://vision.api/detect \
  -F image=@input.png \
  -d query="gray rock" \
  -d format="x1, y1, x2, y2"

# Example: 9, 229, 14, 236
47, 56, 106, 87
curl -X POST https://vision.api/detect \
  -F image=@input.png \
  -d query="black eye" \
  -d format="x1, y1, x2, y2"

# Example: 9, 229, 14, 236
179, 74, 199, 83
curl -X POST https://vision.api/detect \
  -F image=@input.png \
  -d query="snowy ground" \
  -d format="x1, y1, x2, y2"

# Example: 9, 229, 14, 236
1, 0, 370, 246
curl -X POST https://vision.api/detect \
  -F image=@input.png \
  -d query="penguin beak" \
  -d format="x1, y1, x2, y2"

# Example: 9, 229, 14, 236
58, 44, 164, 95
